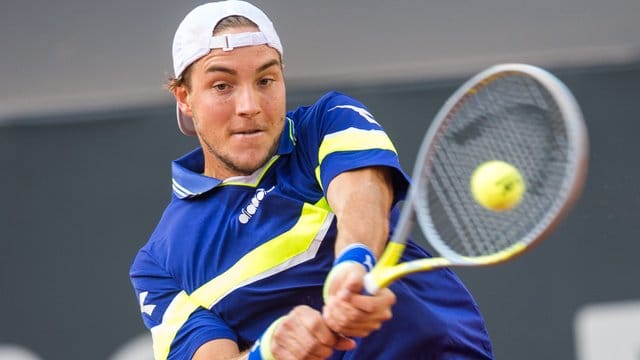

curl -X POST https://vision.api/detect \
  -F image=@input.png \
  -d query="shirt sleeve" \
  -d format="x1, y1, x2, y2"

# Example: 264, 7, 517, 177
130, 246, 237, 360
292, 91, 410, 201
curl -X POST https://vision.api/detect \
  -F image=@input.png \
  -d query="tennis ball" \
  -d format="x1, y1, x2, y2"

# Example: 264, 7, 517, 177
470, 160, 525, 211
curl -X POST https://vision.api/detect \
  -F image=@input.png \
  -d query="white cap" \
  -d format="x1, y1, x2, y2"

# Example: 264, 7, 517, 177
172, 1, 283, 136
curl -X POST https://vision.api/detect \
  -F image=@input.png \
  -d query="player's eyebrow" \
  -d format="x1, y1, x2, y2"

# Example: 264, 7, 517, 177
205, 65, 236, 75
205, 58, 280, 76
256, 59, 281, 73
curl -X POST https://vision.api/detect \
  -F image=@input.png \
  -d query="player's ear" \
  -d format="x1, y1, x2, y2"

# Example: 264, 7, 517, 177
173, 85, 193, 117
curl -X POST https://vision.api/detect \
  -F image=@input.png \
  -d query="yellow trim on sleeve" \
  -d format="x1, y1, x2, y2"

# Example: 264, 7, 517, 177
315, 129, 397, 187
318, 129, 397, 164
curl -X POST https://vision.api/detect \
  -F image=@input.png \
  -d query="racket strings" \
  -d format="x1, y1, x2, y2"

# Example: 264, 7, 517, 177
420, 73, 571, 258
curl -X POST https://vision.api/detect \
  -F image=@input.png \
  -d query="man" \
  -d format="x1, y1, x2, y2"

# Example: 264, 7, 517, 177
130, 1, 494, 359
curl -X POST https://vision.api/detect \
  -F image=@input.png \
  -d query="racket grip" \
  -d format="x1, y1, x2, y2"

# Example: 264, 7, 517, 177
362, 272, 379, 295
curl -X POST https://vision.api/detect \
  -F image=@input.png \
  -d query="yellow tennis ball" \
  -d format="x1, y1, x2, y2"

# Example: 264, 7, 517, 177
470, 160, 525, 211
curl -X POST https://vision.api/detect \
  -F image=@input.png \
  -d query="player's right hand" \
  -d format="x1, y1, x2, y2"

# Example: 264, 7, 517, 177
321, 262, 396, 338
268, 305, 356, 360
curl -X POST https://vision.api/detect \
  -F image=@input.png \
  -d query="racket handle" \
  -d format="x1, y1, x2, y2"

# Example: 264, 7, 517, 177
363, 273, 379, 295
362, 242, 407, 294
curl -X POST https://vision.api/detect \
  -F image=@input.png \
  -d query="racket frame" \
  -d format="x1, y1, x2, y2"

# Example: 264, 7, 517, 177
364, 63, 588, 294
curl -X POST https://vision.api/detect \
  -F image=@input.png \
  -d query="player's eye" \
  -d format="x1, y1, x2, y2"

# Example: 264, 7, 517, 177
258, 78, 274, 87
212, 83, 230, 92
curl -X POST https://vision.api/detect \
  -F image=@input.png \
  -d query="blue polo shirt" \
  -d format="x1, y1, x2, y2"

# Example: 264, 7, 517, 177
130, 92, 493, 360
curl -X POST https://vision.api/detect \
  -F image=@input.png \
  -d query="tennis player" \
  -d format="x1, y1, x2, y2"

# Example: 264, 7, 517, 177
130, 1, 494, 359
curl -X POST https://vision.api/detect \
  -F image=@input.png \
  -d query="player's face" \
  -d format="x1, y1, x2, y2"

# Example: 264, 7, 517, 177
176, 26, 286, 179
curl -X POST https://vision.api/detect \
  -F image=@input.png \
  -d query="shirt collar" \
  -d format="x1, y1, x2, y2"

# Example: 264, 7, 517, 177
171, 117, 296, 199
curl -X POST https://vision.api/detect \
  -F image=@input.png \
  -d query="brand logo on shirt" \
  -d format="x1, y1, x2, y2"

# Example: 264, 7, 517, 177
328, 104, 380, 126
238, 187, 274, 224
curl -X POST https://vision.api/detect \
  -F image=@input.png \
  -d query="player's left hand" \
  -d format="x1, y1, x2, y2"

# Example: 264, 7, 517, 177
322, 262, 396, 338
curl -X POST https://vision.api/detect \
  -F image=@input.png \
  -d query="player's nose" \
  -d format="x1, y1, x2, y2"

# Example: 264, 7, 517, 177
236, 85, 261, 117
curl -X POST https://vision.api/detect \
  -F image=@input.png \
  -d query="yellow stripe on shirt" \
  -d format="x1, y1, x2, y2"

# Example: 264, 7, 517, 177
189, 203, 331, 309
315, 128, 397, 188
151, 291, 200, 360
150, 203, 334, 360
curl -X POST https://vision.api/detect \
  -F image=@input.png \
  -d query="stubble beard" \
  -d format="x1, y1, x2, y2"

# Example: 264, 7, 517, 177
201, 134, 280, 177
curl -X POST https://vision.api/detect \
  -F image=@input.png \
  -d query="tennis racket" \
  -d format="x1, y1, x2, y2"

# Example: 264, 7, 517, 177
363, 63, 589, 294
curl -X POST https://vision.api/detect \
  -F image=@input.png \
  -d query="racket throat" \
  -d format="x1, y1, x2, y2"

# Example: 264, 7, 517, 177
378, 242, 406, 267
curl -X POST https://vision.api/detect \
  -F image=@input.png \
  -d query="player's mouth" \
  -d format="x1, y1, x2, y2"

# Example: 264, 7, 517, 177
231, 129, 265, 140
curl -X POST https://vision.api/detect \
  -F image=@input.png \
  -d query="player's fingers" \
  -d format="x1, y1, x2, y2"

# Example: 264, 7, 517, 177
273, 306, 340, 359
325, 318, 380, 337
324, 262, 366, 301
340, 266, 366, 295
350, 287, 397, 314
323, 303, 379, 337
327, 286, 395, 318
323, 287, 396, 337
270, 312, 319, 359
334, 335, 357, 351
269, 318, 306, 360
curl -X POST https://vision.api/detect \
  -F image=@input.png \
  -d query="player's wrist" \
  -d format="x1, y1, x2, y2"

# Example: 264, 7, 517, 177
334, 243, 377, 272
323, 243, 377, 300
247, 316, 285, 360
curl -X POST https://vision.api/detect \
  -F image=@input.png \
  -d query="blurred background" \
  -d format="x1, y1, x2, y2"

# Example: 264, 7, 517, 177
1, 0, 639, 359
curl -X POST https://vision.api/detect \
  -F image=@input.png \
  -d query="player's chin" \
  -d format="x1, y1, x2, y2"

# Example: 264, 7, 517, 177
231, 152, 273, 174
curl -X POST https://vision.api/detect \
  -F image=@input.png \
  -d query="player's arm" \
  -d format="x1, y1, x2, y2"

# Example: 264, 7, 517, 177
322, 166, 397, 337
193, 339, 242, 360
327, 166, 393, 256
193, 305, 355, 360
